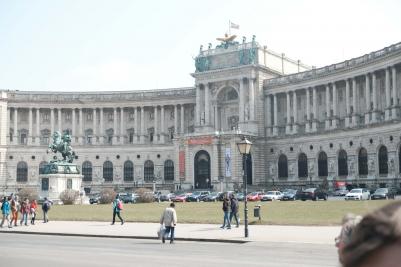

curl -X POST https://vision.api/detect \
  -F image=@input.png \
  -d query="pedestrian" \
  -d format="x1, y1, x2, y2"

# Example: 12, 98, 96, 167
160, 202, 177, 244
111, 194, 124, 225
42, 197, 52, 223
30, 199, 38, 225
20, 198, 30, 226
220, 194, 231, 229
335, 213, 362, 264
0, 196, 11, 228
341, 200, 401, 267
229, 194, 240, 227
10, 195, 19, 227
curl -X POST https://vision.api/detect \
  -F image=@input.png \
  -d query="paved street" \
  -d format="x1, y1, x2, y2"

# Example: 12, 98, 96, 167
0, 233, 338, 267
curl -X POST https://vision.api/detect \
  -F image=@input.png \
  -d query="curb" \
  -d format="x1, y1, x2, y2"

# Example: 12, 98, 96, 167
0, 230, 249, 244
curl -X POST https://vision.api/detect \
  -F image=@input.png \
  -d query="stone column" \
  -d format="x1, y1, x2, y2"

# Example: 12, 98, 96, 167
273, 94, 278, 136
372, 72, 378, 122
36, 108, 40, 145
305, 88, 310, 133
249, 78, 255, 121
195, 85, 201, 126
345, 79, 350, 127
332, 82, 338, 128
154, 106, 158, 143
205, 84, 210, 125
134, 107, 138, 143
28, 108, 32, 145
113, 108, 118, 144
13, 108, 18, 145
293, 90, 298, 134
239, 78, 245, 122
140, 106, 145, 143
79, 108, 83, 145
120, 108, 124, 144
180, 104, 185, 134
72, 108, 76, 144
50, 108, 55, 135
311, 87, 317, 132
265, 95, 271, 136
57, 108, 62, 132
325, 85, 330, 129
285, 92, 291, 134
365, 74, 371, 124
160, 105, 165, 143
392, 66, 398, 118
93, 108, 97, 144
99, 108, 104, 144
385, 68, 391, 120
352, 78, 358, 126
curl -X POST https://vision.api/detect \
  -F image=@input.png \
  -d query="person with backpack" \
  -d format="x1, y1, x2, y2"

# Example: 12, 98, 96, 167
0, 196, 11, 228
111, 194, 124, 225
42, 197, 52, 223
229, 194, 240, 228
20, 198, 30, 226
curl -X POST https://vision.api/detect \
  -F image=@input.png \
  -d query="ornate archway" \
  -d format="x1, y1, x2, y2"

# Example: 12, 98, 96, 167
194, 150, 210, 189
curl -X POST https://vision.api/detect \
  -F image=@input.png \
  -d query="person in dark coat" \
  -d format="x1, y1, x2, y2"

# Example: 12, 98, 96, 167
220, 195, 231, 229
229, 194, 240, 227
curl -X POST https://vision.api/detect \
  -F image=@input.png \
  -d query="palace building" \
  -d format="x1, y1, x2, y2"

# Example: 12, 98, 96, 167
1, 36, 401, 195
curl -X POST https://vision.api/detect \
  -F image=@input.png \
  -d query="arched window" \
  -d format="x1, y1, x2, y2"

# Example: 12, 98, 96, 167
338, 150, 348, 176
358, 148, 368, 176
39, 161, 47, 175
82, 161, 92, 181
298, 153, 308, 178
378, 146, 388, 175
164, 160, 174, 181
16, 161, 28, 182
318, 151, 328, 177
278, 154, 288, 178
103, 161, 113, 181
124, 160, 134, 182
144, 160, 154, 182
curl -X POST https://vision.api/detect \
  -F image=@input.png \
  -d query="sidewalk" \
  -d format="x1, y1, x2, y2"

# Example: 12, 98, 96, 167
0, 221, 340, 244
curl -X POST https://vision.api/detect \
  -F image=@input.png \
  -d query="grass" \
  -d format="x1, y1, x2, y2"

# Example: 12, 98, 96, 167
35, 199, 397, 226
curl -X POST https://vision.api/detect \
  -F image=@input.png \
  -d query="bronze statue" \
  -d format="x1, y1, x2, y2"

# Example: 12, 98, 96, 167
48, 131, 76, 163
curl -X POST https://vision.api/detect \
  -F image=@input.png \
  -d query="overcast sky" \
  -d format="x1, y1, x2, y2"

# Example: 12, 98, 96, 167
0, 0, 400, 92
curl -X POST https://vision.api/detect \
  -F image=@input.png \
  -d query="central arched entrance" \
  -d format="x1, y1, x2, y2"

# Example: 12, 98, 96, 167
194, 150, 210, 189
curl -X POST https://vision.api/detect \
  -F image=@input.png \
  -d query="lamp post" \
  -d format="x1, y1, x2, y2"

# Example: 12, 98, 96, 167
237, 136, 252, 238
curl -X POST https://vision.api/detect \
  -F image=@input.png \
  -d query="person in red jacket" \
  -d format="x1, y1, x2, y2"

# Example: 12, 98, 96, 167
30, 199, 38, 225
19, 198, 30, 226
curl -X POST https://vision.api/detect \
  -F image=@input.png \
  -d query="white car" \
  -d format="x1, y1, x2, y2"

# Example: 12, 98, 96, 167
345, 188, 370, 200
261, 191, 283, 201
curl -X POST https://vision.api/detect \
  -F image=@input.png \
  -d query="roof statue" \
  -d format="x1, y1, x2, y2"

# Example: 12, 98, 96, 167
216, 33, 237, 43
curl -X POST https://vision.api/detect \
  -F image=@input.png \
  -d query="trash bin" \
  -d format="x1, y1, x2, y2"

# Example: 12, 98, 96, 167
254, 205, 261, 220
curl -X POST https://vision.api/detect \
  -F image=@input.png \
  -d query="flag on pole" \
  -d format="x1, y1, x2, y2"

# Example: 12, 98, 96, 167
230, 21, 239, 29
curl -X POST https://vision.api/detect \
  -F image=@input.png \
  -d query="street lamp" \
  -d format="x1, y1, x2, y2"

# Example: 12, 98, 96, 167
237, 136, 252, 238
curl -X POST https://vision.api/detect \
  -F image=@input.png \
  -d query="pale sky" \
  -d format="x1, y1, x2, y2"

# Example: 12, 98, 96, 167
0, 0, 400, 92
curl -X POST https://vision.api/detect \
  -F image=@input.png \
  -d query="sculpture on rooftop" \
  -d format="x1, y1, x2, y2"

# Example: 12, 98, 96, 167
216, 33, 239, 49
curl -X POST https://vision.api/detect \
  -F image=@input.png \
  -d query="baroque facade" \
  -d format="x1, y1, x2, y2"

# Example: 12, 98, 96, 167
0, 36, 400, 195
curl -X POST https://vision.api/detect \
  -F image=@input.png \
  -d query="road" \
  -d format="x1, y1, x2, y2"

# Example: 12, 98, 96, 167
1, 233, 339, 267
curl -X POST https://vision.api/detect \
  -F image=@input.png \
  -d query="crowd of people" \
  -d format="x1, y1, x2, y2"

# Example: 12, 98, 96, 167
0, 194, 53, 228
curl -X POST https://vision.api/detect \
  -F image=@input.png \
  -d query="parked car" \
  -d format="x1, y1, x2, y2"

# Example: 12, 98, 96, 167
187, 191, 210, 202
370, 188, 395, 200
299, 188, 328, 201
261, 191, 283, 201
236, 192, 245, 201
203, 192, 222, 202
345, 188, 370, 200
120, 193, 138, 204
281, 189, 300, 201
159, 193, 175, 202
247, 192, 263, 202
333, 188, 349, 196
172, 193, 191, 202
89, 194, 100, 204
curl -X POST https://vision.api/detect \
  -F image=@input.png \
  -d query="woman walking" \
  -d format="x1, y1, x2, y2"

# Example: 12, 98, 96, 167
10, 196, 19, 227
220, 195, 231, 229
20, 198, 30, 226
30, 199, 38, 225
0, 196, 11, 228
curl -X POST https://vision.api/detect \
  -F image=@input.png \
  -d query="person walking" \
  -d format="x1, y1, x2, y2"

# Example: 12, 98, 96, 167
30, 199, 38, 225
229, 194, 240, 227
20, 198, 30, 226
0, 196, 11, 228
220, 194, 231, 229
42, 197, 52, 223
10, 196, 19, 227
160, 202, 177, 244
111, 194, 124, 225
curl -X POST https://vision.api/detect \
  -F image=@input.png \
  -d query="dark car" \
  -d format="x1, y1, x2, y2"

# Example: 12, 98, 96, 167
203, 192, 222, 202
159, 193, 175, 202
299, 188, 328, 201
281, 189, 300, 201
89, 194, 100, 204
187, 191, 210, 202
120, 193, 138, 203
370, 188, 396, 200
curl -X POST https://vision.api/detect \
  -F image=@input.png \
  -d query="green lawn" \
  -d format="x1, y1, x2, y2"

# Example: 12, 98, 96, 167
36, 200, 396, 226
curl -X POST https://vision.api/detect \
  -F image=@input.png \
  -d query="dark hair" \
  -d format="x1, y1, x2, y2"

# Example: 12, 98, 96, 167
342, 201, 401, 267
170, 202, 175, 208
